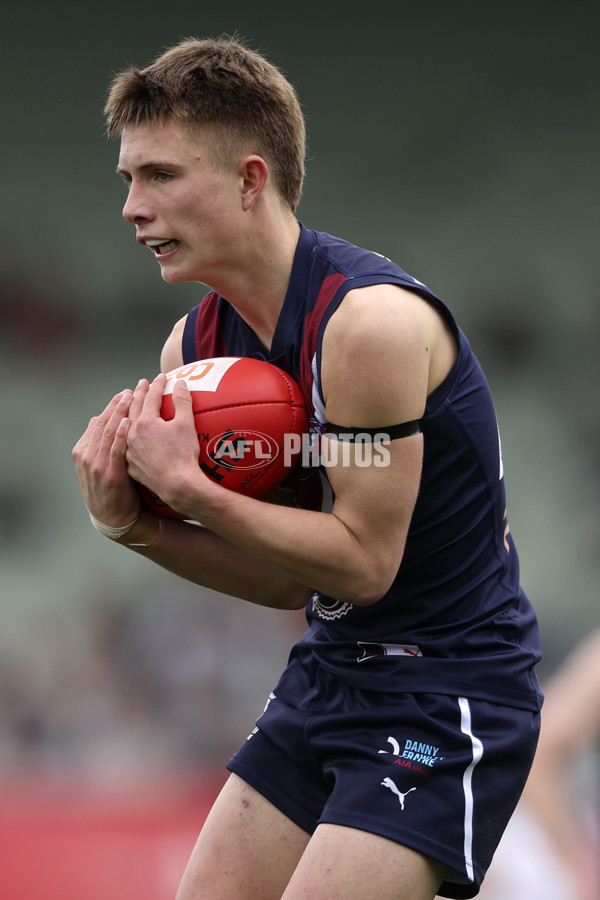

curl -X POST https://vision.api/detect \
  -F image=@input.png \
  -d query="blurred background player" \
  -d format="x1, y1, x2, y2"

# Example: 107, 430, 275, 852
478, 630, 600, 900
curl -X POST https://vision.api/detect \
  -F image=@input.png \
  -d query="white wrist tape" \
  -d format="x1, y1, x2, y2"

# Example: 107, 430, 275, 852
88, 511, 139, 540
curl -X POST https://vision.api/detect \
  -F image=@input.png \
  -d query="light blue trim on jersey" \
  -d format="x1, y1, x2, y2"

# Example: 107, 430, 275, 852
310, 351, 327, 430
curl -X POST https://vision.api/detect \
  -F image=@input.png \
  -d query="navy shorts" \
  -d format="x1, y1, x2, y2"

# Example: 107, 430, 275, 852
227, 652, 540, 899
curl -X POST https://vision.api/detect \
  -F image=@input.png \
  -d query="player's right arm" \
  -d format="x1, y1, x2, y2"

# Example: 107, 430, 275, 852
72, 310, 186, 530
72, 315, 312, 611
160, 313, 186, 372
73, 404, 312, 609
129, 513, 314, 609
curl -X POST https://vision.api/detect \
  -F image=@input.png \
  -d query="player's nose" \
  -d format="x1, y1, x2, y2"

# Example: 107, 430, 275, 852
122, 182, 153, 224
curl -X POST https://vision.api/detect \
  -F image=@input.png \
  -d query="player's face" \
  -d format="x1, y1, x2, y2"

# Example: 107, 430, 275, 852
118, 119, 244, 286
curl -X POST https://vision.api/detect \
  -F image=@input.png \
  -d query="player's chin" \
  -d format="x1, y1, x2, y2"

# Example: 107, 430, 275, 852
158, 265, 188, 285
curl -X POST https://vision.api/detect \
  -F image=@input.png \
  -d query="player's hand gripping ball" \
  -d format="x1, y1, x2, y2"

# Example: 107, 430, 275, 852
137, 357, 309, 519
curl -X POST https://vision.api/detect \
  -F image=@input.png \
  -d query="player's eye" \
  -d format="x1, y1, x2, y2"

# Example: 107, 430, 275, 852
154, 171, 173, 183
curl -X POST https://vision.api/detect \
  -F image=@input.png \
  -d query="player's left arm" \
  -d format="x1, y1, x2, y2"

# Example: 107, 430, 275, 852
124, 284, 452, 606
314, 283, 437, 601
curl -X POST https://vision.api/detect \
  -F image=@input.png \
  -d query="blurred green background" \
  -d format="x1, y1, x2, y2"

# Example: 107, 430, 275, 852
1, 0, 599, 778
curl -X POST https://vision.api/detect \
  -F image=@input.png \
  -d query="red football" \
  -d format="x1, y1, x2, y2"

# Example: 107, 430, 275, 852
137, 356, 309, 519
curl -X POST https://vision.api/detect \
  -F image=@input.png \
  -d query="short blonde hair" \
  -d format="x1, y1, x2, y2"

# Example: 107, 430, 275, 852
105, 37, 306, 211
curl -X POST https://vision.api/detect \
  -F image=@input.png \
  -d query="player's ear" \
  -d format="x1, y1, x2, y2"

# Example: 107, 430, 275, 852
240, 155, 269, 210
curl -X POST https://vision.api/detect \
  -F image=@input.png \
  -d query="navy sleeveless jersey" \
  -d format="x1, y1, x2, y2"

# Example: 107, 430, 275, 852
182, 224, 543, 712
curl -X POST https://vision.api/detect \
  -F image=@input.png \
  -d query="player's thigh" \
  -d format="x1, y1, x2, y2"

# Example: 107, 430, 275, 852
282, 822, 447, 900
176, 773, 310, 900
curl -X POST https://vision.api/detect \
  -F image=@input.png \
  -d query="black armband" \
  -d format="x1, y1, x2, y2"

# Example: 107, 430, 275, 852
324, 420, 422, 441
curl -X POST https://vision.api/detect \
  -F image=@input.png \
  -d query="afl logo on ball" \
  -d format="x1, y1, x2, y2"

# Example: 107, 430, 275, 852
207, 429, 279, 470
